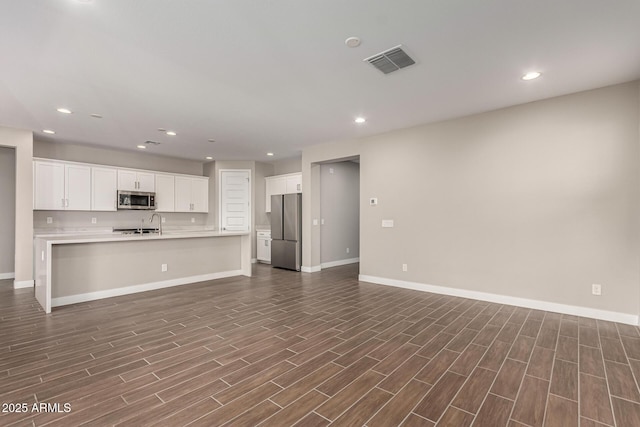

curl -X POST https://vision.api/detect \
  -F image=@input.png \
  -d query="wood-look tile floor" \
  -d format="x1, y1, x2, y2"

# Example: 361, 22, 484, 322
2, 265, 640, 426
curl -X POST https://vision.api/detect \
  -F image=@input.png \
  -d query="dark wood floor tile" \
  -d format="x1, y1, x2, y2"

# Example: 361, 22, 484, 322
367, 380, 431, 427
467, 314, 493, 331
491, 358, 527, 400
379, 354, 430, 393
604, 360, 640, 402
508, 335, 536, 362
549, 359, 578, 401
273, 350, 339, 388
578, 418, 610, 427
410, 324, 445, 346
617, 323, 640, 338
478, 339, 511, 371
316, 356, 378, 396
437, 406, 475, 426
222, 349, 295, 385
288, 336, 344, 366
218, 400, 281, 427
334, 337, 384, 366
578, 317, 597, 328
400, 414, 435, 426
418, 332, 456, 359
579, 373, 614, 425
414, 371, 467, 422
291, 411, 330, 427
556, 335, 578, 363
315, 370, 384, 420
473, 324, 502, 347
261, 390, 328, 427
508, 309, 530, 326
495, 322, 521, 344
368, 333, 412, 360
329, 387, 393, 426
414, 349, 459, 385
447, 328, 479, 352
435, 309, 464, 327
332, 330, 378, 354
596, 320, 620, 339
271, 362, 343, 407
450, 344, 487, 376
536, 327, 559, 350
489, 311, 511, 327
373, 343, 421, 375
579, 345, 605, 377
443, 315, 474, 335
527, 346, 555, 380
621, 335, 640, 360
611, 397, 640, 427
45, 395, 127, 427
579, 326, 600, 348
451, 367, 497, 414
544, 394, 578, 427
473, 393, 513, 427
511, 375, 549, 427
559, 320, 579, 338
600, 336, 628, 363
520, 319, 542, 338
403, 316, 437, 337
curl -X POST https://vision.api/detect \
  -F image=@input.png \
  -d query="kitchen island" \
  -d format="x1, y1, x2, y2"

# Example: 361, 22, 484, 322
34, 230, 251, 313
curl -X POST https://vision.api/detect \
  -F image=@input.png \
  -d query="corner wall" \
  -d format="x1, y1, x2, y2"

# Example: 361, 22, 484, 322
303, 81, 640, 323
0, 126, 33, 288
0, 147, 16, 277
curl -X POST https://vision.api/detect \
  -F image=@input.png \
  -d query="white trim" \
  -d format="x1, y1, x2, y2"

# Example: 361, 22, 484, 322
321, 258, 360, 269
358, 275, 639, 326
251, 258, 257, 264
301, 265, 322, 273
14, 280, 34, 289
52, 270, 243, 308
0, 272, 15, 280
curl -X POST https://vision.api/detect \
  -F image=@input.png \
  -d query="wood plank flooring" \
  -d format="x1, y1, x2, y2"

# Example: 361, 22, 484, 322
2, 265, 640, 426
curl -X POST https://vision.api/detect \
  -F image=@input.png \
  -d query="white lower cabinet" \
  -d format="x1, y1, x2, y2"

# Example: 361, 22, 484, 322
257, 231, 271, 263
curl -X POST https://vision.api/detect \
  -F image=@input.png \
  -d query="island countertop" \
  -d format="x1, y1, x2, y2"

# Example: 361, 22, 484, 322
34, 230, 252, 313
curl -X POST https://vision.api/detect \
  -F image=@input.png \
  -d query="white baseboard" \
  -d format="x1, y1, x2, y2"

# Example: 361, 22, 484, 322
321, 257, 360, 269
301, 265, 322, 273
0, 272, 15, 280
14, 280, 34, 289
52, 270, 243, 308
359, 274, 639, 326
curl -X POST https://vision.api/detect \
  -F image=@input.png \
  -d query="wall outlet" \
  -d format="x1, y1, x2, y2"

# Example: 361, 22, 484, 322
191, 218, 195, 223
382, 219, 394, 228
161, 264, 168, 272
91, 217, 97, 224
313, 219, 318, 226
329, 167, 334, 174
592, 284, 602, 296
46, 217, 53, 224
402, 263, 408, 272
369, 198, 378, 206
161, 217, 166, 223
321, 219, 325, 225
346, 248, 350, 254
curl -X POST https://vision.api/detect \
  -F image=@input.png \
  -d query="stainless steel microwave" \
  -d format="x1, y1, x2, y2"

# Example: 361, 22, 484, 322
117, 191, 156, 210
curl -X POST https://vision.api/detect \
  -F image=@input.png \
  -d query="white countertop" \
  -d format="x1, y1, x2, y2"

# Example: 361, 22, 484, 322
34, 229, 250, 245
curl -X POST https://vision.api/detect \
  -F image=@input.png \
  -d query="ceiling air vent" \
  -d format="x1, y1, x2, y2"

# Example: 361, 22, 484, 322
145, 140, 161, 146
364, 45, 415, 74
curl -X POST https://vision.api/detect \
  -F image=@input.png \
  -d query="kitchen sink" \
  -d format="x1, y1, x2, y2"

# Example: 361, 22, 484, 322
113, 228, 160, 235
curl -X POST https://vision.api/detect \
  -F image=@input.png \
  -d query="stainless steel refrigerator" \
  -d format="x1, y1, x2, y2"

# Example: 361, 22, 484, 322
271, 193, 302, 271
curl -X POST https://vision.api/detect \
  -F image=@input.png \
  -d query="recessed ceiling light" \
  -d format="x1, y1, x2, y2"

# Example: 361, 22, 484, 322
56, 107, 72, 114
42, 129, 55, 134
90, 113, 103, 119
267, 152, 274, 156
345, 37, 361, 48
205, 156, 213, 160
136, 145, 146, 149
354, 117, 366, 124
522, 71, 541, 81
166, 131, 177, 136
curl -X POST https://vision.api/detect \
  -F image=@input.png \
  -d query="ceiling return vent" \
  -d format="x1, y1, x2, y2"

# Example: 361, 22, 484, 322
144, 140, 161, 146
364, 45, 416, 74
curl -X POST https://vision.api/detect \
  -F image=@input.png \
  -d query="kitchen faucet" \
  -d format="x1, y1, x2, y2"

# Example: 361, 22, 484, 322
149, 213, 163, 235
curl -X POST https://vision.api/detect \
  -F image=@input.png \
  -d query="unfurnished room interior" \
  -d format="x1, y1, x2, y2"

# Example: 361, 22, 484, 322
1, 1, 640, 426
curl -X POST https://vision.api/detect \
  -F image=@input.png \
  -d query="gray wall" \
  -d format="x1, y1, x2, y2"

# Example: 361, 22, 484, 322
303, 80, 640, 318
271, 156, 301, 175
0, 147, 16, 275
33, 140, 209, 231
320, 161, 359, 265
255, 161, 274, 228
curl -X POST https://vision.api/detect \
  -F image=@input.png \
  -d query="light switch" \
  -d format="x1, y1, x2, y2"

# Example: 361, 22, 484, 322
369, 198, 378, 206
382, 219, 394, 228
313, 219, 318, 226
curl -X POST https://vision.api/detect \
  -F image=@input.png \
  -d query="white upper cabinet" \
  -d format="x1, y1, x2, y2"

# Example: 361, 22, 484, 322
117, 169, 155, 192
175, 176, 209, 213
34, 161, 91, 211
155, 174, 175, 212
265, 172, 301, 212
92, 167, 117, 211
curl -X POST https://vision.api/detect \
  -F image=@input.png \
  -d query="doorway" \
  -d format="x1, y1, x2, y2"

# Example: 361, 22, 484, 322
0, 146, 16, 281
319, 158, 360, 270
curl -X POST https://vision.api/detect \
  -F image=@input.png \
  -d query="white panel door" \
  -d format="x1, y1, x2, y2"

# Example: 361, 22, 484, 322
34, 161, 65, 210
220, 170, 250, 232
65, 164, 91, 210
155, 174, 175, 212
92, 167, 117, 211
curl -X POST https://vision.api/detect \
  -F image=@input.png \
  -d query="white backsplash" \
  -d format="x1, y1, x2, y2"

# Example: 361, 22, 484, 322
33, 210, 211, 231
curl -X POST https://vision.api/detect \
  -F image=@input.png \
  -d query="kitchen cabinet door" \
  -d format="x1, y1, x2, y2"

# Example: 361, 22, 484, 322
286, 173, 302, 193
265, 176, 286, 212
65, 164, 91, 211
155, 174, 175, 212
92, 167, 117, 211
34, 161, 65, 210
137, 172, 155, 192
117, 170, 138, 191
190, 178, 209, 213
174, 176, 192, 212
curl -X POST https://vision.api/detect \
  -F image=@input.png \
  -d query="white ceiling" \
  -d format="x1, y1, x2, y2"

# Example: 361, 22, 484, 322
1, 1, 639, 161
